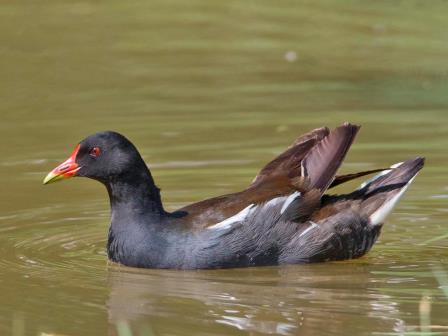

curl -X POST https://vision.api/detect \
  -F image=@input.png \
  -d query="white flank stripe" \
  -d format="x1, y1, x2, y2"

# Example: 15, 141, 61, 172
299, 221, 319, 238
208, 204, 255, 230
358, 161, 404, 190
265, 196, 287, 207
369, 175, 417, 226
280, 191, 301, 214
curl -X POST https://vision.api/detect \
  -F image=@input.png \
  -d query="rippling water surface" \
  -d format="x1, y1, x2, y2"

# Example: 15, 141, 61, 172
1, 1, 448, 335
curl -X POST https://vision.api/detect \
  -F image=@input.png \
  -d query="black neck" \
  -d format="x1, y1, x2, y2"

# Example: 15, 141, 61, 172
105, 163, 165, 219
104, 163, 170, 268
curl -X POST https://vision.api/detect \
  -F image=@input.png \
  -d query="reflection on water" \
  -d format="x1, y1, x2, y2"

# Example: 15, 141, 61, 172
105, 264, 408, 336
106, 262, 448, 336
1, 0, 448, 335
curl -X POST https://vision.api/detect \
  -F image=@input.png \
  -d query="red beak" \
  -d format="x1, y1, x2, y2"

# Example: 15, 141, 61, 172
43, 144, 81, 184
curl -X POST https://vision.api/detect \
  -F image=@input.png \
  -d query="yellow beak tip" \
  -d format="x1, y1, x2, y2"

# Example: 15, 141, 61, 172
43, 172, 59, 185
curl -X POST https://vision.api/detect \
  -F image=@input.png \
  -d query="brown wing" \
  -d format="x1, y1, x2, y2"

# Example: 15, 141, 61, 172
251, 126, 329, 185
301, 122, 360, 192
279, 123, 360, 222
176, 175, 307, 229
175, 127, 332, 229
173, 122, 380, 230
251, 125, 380, 190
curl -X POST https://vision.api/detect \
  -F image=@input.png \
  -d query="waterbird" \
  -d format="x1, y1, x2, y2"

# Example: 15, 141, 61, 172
43, 123, 424, 269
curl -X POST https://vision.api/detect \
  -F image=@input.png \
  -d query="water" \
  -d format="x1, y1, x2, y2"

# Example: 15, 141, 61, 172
1, 1, 448, 335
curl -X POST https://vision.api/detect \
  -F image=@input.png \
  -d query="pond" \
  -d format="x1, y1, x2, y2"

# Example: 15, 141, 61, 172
0, 1, 447, 335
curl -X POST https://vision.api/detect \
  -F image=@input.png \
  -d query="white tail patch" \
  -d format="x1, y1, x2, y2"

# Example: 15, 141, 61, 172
369, 175, 417, 226
208, 204, 255, 230
358, 161, 404, 190
280, 191, 301, 214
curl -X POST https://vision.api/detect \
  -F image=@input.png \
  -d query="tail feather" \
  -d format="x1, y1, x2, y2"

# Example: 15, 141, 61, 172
301, 122, 360, 192
360, 157, 425, 225
329, 168, 389, 189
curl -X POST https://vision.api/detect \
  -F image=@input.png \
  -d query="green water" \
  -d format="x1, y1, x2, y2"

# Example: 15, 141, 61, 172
1, 1, 448, 335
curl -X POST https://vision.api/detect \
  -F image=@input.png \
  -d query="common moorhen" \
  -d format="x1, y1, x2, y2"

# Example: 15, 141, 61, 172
43, 123, 424, 269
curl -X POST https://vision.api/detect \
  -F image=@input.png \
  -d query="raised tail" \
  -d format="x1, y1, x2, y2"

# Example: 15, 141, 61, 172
360, 157, 425, 225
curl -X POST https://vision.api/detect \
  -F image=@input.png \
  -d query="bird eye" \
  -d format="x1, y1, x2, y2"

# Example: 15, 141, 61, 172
89, 147, 101, 158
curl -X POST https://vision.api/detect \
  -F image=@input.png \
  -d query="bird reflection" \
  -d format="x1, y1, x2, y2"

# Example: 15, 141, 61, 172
106, 261, 407, 336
